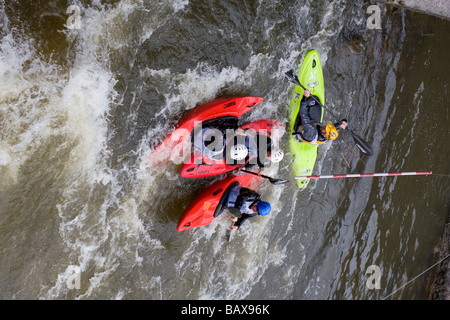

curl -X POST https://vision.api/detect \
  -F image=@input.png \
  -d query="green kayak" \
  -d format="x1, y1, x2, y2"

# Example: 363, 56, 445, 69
288, 49, 325, 189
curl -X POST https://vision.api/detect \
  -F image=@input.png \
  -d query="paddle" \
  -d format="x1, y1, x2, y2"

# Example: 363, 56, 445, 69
239, 168, 289, 185
284, 69, 374, 156
225, 227, 232, 242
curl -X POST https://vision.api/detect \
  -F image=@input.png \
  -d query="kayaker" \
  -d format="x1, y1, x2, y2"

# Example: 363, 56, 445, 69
231, 127, 284, 167
293, 89, 347, 144
195, 123, 284, 166
193, 117, 239, 161
225, 185, 271, 232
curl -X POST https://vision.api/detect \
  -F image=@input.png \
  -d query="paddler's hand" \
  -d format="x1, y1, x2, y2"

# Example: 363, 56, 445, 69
339, 120, 347, 130
230, 216, 238, 222
304, 89, 312, 97
229, 225, 238, 232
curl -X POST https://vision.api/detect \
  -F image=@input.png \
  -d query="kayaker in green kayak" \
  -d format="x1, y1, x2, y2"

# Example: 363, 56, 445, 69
293, 89, 347, 144
225, 185, 271, 232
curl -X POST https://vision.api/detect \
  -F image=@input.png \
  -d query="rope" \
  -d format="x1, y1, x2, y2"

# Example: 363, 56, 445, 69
382, 253, 450, 300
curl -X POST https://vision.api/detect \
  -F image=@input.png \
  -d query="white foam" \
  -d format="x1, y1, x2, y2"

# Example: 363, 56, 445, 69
0, 32, 66, 184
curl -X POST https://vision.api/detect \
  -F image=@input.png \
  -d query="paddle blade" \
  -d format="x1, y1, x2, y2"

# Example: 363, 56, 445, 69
225, 229, 232, 242
269, 177, 290, 185
239, 169, 289, 185
284, 69, 299, 85
350, 130, 374, 156
284, 69, 294, 80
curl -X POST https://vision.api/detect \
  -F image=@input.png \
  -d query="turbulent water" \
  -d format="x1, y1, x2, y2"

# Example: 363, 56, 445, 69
0, 0, 449, 300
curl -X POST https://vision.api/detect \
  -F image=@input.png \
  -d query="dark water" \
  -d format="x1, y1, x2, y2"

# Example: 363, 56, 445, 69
0, 0, 448, 300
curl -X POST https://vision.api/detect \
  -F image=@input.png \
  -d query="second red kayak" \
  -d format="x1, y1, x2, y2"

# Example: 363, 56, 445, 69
176, 172, 262, 231
180, 119, 284, 178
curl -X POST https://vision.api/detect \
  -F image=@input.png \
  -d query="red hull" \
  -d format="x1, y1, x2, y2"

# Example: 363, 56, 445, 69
147, 96, 263, 165
176, 172, 261, 231
180, 120, 284, 178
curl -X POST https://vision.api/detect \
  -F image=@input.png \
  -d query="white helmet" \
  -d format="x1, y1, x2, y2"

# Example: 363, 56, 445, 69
271, 147, 284, 163
230, 144, 248, 160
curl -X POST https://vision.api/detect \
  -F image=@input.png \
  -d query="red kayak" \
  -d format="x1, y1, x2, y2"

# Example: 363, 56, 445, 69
180, 119, 284, 178
176, 172, 262, 231
147, 96, 263, 165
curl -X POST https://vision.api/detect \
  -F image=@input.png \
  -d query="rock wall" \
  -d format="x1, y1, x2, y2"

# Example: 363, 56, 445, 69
430, 211, 450, 300
384, 0, 450, 20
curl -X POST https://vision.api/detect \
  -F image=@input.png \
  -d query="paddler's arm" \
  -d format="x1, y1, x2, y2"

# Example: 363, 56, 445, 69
226, 205, 242, 220
230, 213, 258, 232
229, 190, 260, 232
304, 89, 349, 131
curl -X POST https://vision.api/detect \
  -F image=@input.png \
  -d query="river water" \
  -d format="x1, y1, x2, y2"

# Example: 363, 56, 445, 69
0, 0, 449, 300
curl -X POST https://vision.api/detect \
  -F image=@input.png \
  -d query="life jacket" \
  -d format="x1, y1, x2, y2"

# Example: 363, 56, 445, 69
227, 186, 260, 214
298, 125, 327, 145
226, 185, 242, 208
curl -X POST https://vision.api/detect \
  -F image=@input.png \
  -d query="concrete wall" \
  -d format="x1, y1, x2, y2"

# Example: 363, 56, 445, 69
429, 215, 450, 300
384, 0, 450, 20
